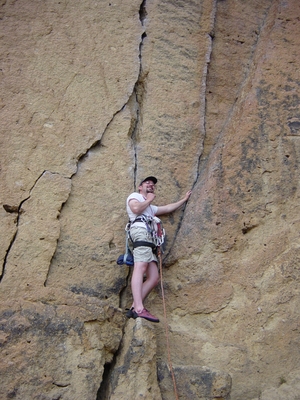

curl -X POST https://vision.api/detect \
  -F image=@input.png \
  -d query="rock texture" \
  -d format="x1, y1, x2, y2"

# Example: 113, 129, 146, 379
105, 319, 162, 400
1, 0, 300, 399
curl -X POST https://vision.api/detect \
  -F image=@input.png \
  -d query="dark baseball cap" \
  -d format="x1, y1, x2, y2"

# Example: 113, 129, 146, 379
139, 176, 157, 186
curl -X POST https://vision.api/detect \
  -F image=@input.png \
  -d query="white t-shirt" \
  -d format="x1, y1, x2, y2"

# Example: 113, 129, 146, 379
126, 192, 158, 227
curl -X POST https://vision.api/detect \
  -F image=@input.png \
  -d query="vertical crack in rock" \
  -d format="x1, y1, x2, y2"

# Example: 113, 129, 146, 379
96, 353, 119, 400
163, 0, 218, 263
139, 0, 147, 25
43, 59, 146, 284
199, 0, 275, 176
1, 202, 26, 282
43, 115, 123, 286
118, 0, 146, 306
0, 170, 64, 283
195, 0, 218, 185
127, 91, 139, 189
128, 1, 147, 190
95, 2, 147, 397
0, 172, 45, 282
45, 4, 146, 288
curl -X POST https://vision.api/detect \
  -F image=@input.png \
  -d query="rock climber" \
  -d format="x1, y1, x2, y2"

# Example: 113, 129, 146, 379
126, 176, 192, 322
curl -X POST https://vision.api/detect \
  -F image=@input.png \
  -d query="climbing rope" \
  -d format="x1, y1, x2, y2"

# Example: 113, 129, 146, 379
157, 247, 179, 400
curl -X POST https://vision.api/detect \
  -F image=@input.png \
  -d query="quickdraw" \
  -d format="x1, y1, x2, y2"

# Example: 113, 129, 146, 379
152, 216, 165, 247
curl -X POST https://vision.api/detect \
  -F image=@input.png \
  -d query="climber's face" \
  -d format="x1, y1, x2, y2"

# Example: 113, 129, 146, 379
138, 180, 156, 195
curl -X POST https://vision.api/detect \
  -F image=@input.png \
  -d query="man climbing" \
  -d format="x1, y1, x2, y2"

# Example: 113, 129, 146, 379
126, 176, 192, 323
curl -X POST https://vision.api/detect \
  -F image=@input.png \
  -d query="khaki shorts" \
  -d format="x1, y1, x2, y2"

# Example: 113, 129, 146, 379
130, 226, 158, 263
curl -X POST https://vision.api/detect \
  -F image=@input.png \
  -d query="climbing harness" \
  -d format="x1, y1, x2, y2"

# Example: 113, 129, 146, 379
129, 214, 165, 247
116, 215, 165, 266
158, 247, 179, 400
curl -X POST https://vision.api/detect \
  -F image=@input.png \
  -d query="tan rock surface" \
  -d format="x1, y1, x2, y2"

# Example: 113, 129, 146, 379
251, 369, 300, 400
1, 0, 300, 399
106, 319, 162, 400
158, 363, 231, 400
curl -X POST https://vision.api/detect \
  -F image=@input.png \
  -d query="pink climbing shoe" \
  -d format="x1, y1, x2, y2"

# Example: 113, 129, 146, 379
132, 308, 160, 323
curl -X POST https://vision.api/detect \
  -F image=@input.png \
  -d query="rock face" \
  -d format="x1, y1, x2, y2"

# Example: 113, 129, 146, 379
1, 0, 300, 399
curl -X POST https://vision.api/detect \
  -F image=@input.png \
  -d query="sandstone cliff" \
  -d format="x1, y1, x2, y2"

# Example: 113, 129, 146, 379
1, 0, 300, 399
